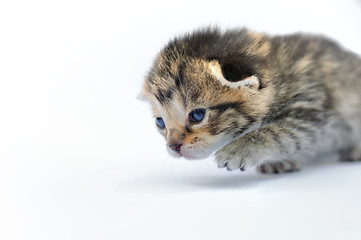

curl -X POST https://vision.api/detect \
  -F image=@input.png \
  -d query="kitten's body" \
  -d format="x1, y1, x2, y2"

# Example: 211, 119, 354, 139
141, 28, 361, 173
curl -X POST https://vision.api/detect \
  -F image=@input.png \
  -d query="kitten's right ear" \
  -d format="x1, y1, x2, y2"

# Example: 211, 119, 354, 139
209, 61, 260, 90
137, 90, 148, 101
138, 81, 153, 101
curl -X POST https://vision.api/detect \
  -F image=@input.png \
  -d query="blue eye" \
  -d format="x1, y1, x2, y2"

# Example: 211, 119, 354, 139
156, 117, 165, 128
189, 108, 206, 123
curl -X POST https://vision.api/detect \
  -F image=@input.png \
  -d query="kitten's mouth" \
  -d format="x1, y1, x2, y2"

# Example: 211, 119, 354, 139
168, 144, 202, 159
180, 147, 210, 160
168, 136, 230, 160
174, 151, 183, 158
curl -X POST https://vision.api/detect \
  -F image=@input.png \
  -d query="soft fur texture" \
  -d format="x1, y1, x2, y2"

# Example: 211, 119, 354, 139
140, 27, 361, 173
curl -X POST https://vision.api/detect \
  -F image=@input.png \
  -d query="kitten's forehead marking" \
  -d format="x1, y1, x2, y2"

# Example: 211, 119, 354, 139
209, 61, 259, 88
154, 92, 187, 127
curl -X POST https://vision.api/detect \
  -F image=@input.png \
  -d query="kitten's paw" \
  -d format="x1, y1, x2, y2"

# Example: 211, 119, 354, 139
257, 160, 300, 174
215, 152, 243, 171
339, 147, 361, 162
215, 149, 258, 171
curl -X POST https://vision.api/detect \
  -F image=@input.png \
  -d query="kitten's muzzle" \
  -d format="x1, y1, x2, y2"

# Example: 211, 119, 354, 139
169, 143, 182, 153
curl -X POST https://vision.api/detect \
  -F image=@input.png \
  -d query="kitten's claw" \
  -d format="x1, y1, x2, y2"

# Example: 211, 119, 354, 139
217, 159, 227, 168
225, 162, 232, 171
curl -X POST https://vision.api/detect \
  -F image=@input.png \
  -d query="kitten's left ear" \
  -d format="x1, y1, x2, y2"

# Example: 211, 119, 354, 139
209, 61, 260, 90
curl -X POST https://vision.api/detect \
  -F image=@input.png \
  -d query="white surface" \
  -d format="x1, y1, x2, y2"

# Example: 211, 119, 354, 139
1, 0, 361, 239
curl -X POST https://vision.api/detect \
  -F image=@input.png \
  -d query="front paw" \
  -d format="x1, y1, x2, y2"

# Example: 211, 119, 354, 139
215, 147, 258, 171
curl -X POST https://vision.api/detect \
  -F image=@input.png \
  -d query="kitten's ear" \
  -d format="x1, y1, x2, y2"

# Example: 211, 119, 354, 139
209, 61, 260, 90
137, 90, 149, 101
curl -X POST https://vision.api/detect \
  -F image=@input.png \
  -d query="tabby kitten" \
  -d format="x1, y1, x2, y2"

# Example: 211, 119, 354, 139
140, 28, 361, 173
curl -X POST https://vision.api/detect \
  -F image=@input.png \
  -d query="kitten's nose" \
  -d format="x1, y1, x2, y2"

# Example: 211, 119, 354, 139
169, 143, 182, 153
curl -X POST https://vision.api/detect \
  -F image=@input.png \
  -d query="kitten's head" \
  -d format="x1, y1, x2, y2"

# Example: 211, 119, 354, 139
140, 28, 275, 159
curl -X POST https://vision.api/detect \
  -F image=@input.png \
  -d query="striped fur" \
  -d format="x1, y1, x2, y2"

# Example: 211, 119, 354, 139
141, 27, 361, 173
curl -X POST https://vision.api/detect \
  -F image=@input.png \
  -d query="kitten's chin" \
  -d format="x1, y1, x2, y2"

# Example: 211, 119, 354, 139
166, 147, 183, 158
167, 144, 211, 160
180, 136, 233, 160
166, 134, 235, 160
181, 150, 210, 160
167, 146, 208, 160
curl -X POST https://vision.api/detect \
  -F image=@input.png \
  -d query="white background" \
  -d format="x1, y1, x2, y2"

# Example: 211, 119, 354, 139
1, 0, 361, 239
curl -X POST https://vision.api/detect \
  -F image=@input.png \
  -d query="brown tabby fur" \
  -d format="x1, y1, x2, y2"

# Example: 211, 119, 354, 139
140, 27, 361, 173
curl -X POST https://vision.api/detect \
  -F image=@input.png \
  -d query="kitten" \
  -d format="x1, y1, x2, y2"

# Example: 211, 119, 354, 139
140, 27, 361, 173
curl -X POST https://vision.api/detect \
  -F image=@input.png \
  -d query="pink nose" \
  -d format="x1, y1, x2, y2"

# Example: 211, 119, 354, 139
169, 143, 182, 153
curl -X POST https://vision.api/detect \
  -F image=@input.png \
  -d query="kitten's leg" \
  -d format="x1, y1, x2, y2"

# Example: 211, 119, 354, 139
257, 160, 300, 174
339, 146, 361, 162
215, 110, 350, 171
